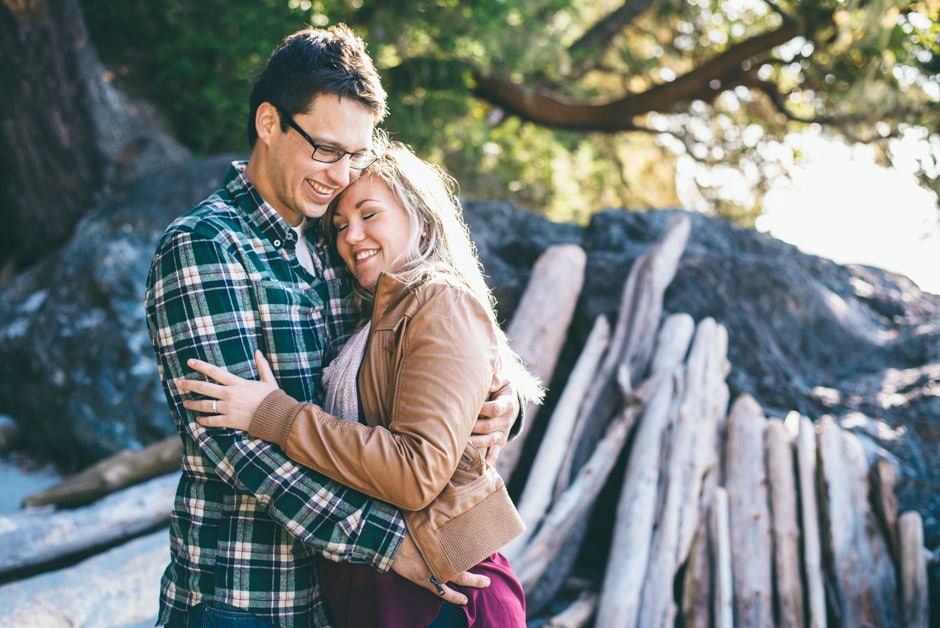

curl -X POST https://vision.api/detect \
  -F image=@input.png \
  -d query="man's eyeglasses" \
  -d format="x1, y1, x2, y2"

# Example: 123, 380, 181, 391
278, 109, 378, 170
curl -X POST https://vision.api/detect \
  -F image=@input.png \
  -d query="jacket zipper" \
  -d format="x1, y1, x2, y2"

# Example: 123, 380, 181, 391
405, 520, 444, 586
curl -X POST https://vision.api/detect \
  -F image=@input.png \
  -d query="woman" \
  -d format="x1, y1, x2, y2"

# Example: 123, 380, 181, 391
178, 142, 542, 627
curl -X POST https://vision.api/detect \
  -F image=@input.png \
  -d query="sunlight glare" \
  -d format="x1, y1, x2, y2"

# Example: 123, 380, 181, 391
757, 131, 940, 295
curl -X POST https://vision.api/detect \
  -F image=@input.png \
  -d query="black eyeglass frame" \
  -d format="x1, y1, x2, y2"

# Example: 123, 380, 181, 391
277, 108, 378, 170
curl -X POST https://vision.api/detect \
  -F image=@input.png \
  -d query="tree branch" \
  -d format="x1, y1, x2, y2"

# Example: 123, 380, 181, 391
569, 0, 656, 58
473, 19, 802, 132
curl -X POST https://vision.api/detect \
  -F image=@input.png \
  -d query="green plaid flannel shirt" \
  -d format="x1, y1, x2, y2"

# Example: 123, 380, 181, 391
145, 162, 405, 627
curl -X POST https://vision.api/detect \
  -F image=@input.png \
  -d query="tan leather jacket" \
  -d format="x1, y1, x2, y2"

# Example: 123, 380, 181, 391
250, 273, 524, 583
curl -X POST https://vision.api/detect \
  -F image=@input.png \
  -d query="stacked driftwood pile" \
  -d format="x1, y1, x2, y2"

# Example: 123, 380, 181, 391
0, 215, 931, 626
497, 214, 931, 627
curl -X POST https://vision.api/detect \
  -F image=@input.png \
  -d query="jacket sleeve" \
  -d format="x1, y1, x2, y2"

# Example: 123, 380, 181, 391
146, 227, 404, 569
251, 286, 498, 511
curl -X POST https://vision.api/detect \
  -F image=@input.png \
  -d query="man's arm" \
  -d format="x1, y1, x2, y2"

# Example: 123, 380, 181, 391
471, 375, 523, 464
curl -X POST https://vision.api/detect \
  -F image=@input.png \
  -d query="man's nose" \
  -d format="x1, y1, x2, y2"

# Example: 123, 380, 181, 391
324, 158, 352, 187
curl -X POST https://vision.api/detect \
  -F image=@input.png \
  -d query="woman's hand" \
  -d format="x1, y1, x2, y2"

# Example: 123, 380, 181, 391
177, 350, 279, 431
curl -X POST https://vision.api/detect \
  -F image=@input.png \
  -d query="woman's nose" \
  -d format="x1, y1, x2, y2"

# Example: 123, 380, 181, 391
344, 220, 364, 242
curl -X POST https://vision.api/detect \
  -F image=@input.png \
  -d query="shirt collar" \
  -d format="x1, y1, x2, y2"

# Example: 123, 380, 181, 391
223, 160, 296, 250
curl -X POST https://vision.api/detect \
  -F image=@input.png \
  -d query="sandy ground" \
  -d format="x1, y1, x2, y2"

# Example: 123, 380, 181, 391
0, 451, 164, 626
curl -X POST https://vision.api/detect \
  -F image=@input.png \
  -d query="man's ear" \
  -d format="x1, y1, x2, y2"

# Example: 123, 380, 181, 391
255, 102, 280, 146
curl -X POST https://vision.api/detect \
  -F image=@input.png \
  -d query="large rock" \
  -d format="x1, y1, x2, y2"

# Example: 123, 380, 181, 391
0, 157, 937, 561
0, 156, 235, 465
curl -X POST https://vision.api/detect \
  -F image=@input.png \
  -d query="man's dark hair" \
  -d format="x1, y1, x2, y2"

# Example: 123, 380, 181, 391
247, 24, 388, 147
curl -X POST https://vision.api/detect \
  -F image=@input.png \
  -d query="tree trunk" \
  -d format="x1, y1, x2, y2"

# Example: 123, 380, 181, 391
0, 0, 105, 271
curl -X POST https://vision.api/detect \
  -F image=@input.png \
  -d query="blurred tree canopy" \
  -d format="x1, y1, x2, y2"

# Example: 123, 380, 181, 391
80, 0, 939, 224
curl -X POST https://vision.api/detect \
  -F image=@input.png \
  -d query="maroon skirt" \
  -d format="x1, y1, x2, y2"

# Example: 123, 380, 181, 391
317, 552, 526, 627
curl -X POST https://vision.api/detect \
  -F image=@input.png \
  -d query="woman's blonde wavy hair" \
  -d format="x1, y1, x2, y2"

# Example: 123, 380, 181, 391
324, 141, 544, 403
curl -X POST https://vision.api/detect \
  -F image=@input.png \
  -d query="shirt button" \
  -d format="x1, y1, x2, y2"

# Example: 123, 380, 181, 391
273, 239, 281, 247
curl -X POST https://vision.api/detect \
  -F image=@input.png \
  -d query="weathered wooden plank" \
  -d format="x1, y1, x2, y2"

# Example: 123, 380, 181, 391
898, 510, 929, 628
505, 315, 610, 560
796, 415, 827, 628
498, 244, 587, 481
555, 214, 691, 497
817, 416, 898, 627
765, 417, 805, 628
594, 369, 678, 628
723, 394, 774, 626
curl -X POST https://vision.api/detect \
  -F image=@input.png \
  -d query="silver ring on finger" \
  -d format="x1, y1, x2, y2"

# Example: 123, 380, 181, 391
212, 400, 218, 413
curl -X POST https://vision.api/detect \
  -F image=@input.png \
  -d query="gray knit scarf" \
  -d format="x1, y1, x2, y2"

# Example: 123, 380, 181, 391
321, 322, 371, 423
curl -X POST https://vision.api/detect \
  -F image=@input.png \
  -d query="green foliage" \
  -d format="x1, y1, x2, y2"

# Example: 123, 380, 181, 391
80, 0, 939, 222
82, 0, 312, 156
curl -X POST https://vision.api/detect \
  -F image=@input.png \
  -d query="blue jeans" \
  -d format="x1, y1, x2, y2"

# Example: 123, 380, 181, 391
166, 600, 465, 627
164, 602, 273, 627
426, 603, 468, 628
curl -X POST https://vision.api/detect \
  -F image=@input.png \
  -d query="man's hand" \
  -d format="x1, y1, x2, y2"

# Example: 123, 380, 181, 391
470, 374, 519, 464
390, 536, 489, 605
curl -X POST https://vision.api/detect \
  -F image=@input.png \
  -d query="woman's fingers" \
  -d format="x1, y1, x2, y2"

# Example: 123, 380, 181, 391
196, 414, 226, 428
186, 358, 243, 385
183, 397, 222, 416
255, 350, 277, 385
177, 376, 224, 399
450, 570, 490, 590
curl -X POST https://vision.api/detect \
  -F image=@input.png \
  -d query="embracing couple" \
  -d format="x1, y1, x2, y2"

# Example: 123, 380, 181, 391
145, 24, 542, 628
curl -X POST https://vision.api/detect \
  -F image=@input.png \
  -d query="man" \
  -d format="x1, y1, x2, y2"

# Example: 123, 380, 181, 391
145, 25, 517, 627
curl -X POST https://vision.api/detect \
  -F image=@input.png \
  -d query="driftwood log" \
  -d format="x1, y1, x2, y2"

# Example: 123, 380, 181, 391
0, 472, 177, 577
557, 214, 691, 497
518, 215, 694, 616
512, 406, 634, 594
817, 416, 898, 626
796, 415, 827, 628
505, 314, 610, 557
898, 510, 929, 627
724, 394, 774, 626
22, 437, 181, 509
765, 418, 804, 627
0, 528, 167, 626
497, 243, 586, 482
594, 368, 679, 627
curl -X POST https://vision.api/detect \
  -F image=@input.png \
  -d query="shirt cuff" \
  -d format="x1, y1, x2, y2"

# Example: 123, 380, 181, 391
250, 389, 303, 448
